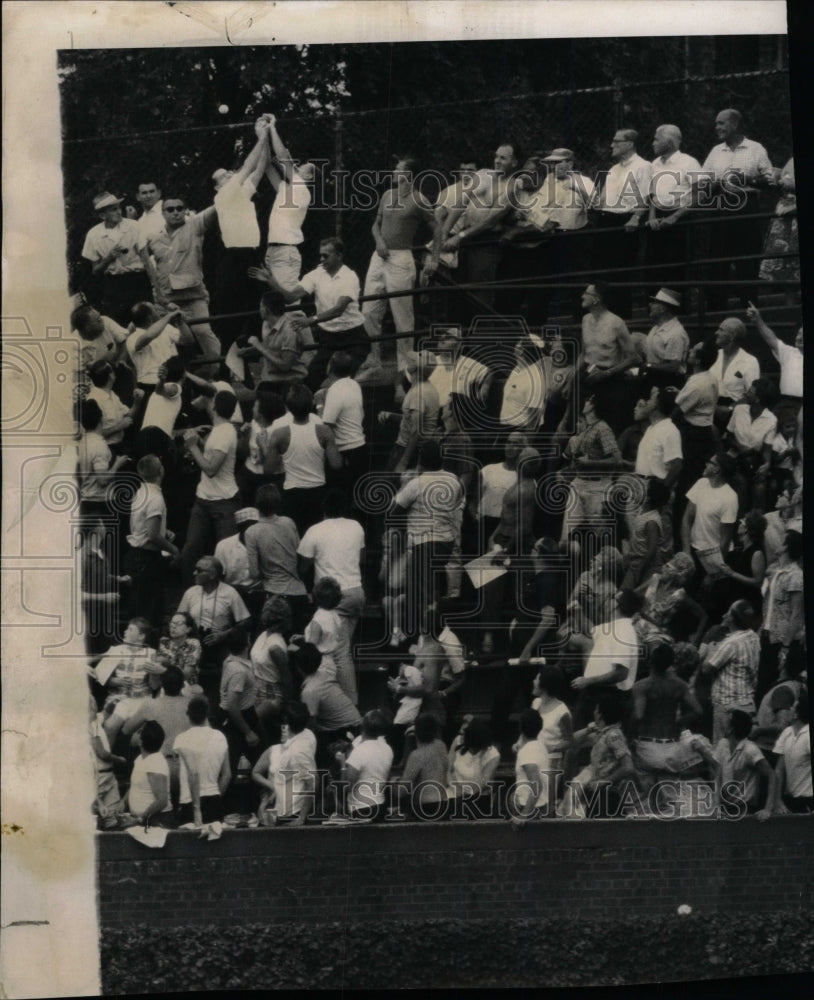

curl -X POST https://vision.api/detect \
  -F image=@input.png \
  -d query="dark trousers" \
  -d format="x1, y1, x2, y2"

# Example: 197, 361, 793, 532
283, 485, 325, 538
213, 248, 262, 352
180, 495, 241, 585
101, 271, 153, 326
124, 546, 167, 630
306, 325, 369, 393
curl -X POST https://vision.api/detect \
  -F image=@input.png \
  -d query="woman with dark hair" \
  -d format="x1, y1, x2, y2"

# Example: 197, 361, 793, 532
758, 529, 804, 702
706, 510, 767, 624
509, 709, 551, 827
446, 717, 501, 813
622, 477, 672, 590
157, 611, 202, 686
531, 664, 573, 782
250, 595, 294, 743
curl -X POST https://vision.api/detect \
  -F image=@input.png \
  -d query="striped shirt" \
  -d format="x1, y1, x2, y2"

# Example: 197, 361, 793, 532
706, 628, 759, 707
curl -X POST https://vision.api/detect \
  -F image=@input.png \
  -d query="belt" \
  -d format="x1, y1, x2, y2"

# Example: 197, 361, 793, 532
267, 242, 298, 248
637, 737, 678, 744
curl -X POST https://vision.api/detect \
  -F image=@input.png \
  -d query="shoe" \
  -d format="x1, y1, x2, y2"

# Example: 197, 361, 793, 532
323, 813, 352, 826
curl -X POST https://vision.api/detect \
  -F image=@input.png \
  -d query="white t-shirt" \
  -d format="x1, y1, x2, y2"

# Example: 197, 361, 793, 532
214, 176, 260, 249
142, 383, 182, 436
773, 725, 812, 799
126, 325, 180, 385
298, 518, 365, 590
321, 377, 365, 451
775, 341, 803, 399
346, 736, 394, 810
128, 752, 170, 816
127, 481, 167, 550
268, 177, 311, 245
197, 422, 238, 501
479, 462, 517, 519
174, 725, 229, 803
686, 478, 738, 552
584, 617, 639, 691
635, 419, 683, 479
515, 739, 551, 809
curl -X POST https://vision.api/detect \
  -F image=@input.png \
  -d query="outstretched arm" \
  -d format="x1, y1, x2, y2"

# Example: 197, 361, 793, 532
267, 115, 298, 186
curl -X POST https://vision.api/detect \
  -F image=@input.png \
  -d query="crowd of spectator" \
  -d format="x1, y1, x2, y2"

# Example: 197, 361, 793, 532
76, 108, 807, 831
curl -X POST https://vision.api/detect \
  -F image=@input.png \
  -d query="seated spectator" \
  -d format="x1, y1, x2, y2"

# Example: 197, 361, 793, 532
713, 709, 775, 817
250, 595, 294, 744
293, 641, 362, 766
446, 717, 501, 815
266, 383, 342, 535
157, 611, 202, 686
244, 484, 309, 631
568, 545, 624, 634
332, 709, 394, 823
176, 555, 252, 702
768, 409, 803, 507
93, 617, 156, 706
174, 694, 231, 836
253, 702, 317, 827
530, 664, 573, 799
762, 694, 812, 816
125, 720, 172, 828
397, 713, 449, 820
508, 708, 551, 827
750, 660, 805, 765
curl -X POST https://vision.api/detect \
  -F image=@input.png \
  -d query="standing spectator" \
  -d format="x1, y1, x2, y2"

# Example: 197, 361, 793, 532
76, 398, 130, 534
86, 360, 143, 449
622, 478, 672, 590
125, 454, 179, 628
429, 328, 492, 416
591, 128, 652, 317
81, 191, 152, 324
631, 552, 708, 649
362, 156, 435, 376
577, 282, 639, 435
210, 121, 268, 351
245, 291, 312, 398
759, 529, 804, 702
763, 696, 812, 815
250, 596, 294, 744
253, 238, 369, 392
298, 489, 366, 705
332, 710, 394, 823
708, 318, 761, 430
213, 507, 262, 616
634, 387, 683, 487
244, 484, 309, 631
266, 383, 342, 535
261, 114, 316, 292
393, 440, 464, 636
724, 376, 778, 512
134, 180, 164, 250
176, 555, 252, 702
499, 337, 548, 436
645, 125, 701, 287
144, 194, 221, 373
713, 709, 775, 816
397, 713, 449, 820
218, 629, 263, 808
758, 157, 799, 305
252, 702, 318, 827
294, 642, 362, 765
673, 338, 720, 500
701, 108, 774, 310
681, 453, 739, 583
320, 352, 368, 491
71, 304, 134, 403
125, 721, 171, 827
530, 664, 573, 787
180, 390, 242, 584
378, 350, 440, 473
643, 288, 690, 386
509, 709, 551, 826
707, 510, 768, 625
701, 600, 760, 743
125, 304, 193, 399
476, 432, 527, 543
236, 392, 286, 507
174, 695, 231, 833
746, 303, 803, 410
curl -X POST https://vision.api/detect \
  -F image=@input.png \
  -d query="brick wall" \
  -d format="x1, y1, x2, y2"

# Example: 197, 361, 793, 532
98, 817, 813, 928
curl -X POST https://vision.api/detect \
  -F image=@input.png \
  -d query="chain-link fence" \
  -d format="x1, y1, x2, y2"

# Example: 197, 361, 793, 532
61, 45, 792, 303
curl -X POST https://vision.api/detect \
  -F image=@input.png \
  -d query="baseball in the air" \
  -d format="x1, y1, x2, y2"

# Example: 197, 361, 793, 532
218, 104, 229, 114
677, 904, 692, 916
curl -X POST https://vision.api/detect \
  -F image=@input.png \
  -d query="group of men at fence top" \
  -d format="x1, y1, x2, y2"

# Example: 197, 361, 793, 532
81, 106, 779, 391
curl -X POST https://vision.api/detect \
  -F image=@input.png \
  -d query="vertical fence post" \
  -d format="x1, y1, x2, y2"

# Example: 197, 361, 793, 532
334, 113, 344, 240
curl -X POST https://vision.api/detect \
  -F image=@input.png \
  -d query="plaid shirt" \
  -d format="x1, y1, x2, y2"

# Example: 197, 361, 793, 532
567, 419, 622, 464
706, 628, 760, 707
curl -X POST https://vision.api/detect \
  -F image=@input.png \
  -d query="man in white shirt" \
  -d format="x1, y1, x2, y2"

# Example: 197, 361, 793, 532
333, 710, 394, 822
591, 129, 652, 316
253, 237, 370, 392
708, 317, 761, 428
634, 386, 683, 487
298, 489, 366, 705
180, 390, 242, 585
681, 453, 739, 582
86, 359, 144, 449
646, 124, 702, 286
261, 114, 315, 292
126, 303, 193, 393
320, 351, 368, 489
174, 695, 231, 833
210, 120, 269, 351
700, 108, 775, 310
643, 287, 690, 386
82, 191, 152, 324
134, 181, 165, 250
746, 303, 803, 408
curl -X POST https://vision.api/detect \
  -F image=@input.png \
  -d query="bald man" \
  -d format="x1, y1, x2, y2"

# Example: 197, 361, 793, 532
646, 124, 701, 287
701, 109, 774, 311
591, 128, 653, 316
708, 316, 760, 429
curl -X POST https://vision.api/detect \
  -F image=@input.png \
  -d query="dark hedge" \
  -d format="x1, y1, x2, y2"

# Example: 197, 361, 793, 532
101, 910, 814, 992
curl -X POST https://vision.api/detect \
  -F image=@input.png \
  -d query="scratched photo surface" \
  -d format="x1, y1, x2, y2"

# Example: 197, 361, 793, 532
2, 3, 806, 998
